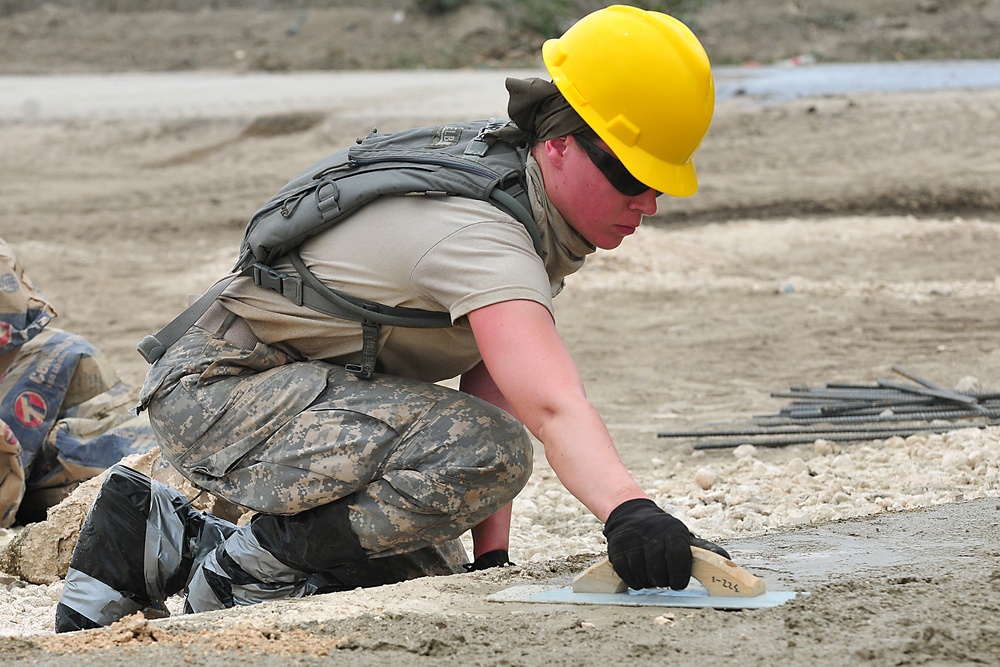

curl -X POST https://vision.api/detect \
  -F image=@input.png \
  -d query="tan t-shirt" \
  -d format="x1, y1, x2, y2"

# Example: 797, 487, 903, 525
219, 157, 595, 382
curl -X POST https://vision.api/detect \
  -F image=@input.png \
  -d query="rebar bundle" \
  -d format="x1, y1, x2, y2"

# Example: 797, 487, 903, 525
657, 366, 1000, 450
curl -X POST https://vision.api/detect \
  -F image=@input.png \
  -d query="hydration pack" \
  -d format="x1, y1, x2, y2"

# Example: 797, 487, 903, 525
138, 119, 540, 379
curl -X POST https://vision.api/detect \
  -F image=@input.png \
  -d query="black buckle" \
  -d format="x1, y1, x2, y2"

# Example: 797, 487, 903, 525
252, 263, 303, 307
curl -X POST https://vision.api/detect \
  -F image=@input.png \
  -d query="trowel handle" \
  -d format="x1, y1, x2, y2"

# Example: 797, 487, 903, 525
690, 546, 767, 597
572, 546, 766, 597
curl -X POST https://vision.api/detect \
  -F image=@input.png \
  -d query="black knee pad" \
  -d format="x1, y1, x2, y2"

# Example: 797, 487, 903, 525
55, 465, 154, 632
74, 465, 155, 596
55, 465, 235, 633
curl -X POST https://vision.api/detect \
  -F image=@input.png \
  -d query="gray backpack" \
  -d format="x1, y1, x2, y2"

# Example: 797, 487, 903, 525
138, 119, 540, 378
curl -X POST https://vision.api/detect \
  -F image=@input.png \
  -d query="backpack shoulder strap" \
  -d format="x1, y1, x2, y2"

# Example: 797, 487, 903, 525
238, 119, 538, 269
138, 120, 538, 373
136, 269, 248, 364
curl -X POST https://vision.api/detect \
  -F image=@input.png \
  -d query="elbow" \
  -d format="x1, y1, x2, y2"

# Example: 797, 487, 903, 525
524, 392, 594, 443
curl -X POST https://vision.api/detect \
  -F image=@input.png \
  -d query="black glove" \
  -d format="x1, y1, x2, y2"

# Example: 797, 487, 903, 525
691, 535, 731, 560
603, 498, 693, 590
463, 549, 514, 572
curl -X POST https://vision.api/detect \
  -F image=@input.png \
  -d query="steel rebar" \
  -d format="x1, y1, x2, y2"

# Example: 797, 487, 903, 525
755, 408, 1000, 426
664, 367, 999, 451
690, 424, 978, 450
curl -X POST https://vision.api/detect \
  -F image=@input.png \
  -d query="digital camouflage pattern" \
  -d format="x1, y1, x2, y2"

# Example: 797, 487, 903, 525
141, 325, 533, 558
0, 237, 56, 357
0, 238, 157, 526
0, 418, 24, 527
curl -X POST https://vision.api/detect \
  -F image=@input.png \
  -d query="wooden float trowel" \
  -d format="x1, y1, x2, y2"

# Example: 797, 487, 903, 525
488, 545, 798, 609
573, 546, 766, 596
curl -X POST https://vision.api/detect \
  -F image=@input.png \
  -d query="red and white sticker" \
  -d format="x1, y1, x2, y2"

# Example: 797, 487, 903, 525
13, 391, 47, 428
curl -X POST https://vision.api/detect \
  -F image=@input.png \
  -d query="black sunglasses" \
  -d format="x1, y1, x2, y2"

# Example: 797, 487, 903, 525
574, 134, 654, 197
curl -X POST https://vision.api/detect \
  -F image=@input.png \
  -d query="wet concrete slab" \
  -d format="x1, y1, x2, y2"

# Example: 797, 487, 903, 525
487, 498, 998, 609
724, 497, 998, 590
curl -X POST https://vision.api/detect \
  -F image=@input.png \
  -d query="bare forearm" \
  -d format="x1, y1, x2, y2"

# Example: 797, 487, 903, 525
534, 398, 647, 522
465, 301, 649, 526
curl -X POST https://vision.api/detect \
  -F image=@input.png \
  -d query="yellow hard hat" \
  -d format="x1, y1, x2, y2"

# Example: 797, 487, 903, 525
542, 5, 715, 197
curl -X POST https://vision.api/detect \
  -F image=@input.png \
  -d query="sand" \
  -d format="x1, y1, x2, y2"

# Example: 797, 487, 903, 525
0, 2, 999, 664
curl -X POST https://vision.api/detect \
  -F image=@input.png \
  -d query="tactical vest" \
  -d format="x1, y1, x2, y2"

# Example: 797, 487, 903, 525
138, 119, 540, 379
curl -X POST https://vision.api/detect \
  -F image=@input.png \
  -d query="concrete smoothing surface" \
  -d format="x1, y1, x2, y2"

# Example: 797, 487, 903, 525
726, 497, 999, 590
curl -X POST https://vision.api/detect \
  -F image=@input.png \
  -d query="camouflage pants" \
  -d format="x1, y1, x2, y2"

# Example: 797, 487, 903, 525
140, 325, 533, 559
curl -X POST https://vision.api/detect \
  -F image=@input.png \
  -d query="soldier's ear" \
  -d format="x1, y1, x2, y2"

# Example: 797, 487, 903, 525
541, 136, 571, 170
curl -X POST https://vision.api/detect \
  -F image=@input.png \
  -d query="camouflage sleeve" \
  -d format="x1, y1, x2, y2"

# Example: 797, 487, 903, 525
0, 418, 25, 527
0, 237, 57, 357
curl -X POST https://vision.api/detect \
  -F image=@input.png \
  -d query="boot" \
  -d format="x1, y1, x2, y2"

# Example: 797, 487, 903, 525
54, 464, 234, 633
185, 496, 368, 613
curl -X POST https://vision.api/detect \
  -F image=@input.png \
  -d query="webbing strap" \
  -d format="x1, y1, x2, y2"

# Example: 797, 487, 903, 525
284, 251, 452, 329
345, 321, 381, 380
136, 268, 249, 364
136, 254, 452, 373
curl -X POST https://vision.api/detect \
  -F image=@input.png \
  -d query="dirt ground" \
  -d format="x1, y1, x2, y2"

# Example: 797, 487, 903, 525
1, 1, 1000, 664
2, 0, 1000, 71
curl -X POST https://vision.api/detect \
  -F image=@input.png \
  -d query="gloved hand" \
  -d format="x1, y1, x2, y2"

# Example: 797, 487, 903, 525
463, 549, 514, 572
602, 498, 693, 590
691, 535, 731, 560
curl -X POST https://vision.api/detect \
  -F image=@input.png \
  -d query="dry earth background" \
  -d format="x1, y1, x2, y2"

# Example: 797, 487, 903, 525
1, 1, 1000, 665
